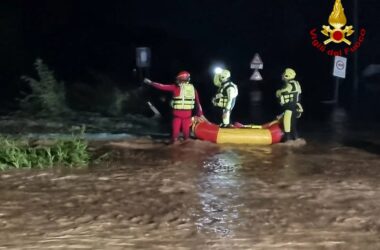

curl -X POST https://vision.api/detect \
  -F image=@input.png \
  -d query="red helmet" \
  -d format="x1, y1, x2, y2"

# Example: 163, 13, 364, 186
176, 71, 190, 82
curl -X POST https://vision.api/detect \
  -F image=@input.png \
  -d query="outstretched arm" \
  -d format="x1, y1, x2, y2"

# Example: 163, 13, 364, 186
150, 82, 176, 92
144, 78, 176, 92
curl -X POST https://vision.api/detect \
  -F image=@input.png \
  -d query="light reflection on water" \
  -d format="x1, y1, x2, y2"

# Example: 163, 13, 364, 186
196, 151, 243, 237
193, 143, 323, 238
202, 151, 241, 173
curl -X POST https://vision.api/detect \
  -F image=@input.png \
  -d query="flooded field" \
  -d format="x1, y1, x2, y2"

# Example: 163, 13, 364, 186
1, 123, 380, 249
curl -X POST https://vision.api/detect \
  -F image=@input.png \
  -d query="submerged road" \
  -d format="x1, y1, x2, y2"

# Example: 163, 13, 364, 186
0, 125, 380, 249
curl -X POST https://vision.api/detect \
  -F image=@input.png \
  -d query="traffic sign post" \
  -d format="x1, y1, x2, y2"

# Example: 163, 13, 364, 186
136, 47, 151, 68
136, 47, 151, 82
250, 53, 263, 69
250, 70, 263, 81
250, 53, 263, 81
332, 56, 347, 103
333, 56, 347, 78
323, 56, 348, 104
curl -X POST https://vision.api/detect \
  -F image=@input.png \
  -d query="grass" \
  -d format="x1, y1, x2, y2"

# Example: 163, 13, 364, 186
0, 135, 90, 170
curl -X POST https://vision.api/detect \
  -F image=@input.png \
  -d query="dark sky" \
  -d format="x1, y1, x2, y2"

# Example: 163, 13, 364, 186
1, 0, 379, 118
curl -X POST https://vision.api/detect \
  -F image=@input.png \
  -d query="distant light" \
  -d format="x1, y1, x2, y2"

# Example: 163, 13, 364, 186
214, 67, 223, 74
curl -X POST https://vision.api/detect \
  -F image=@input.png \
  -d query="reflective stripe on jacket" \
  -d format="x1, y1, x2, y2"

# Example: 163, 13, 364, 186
171, 83, 195, 110
214, 82, 238, 108
278, 80, 301, 105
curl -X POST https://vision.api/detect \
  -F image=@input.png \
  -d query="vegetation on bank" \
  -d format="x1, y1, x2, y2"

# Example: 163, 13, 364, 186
17, 58, 150, 118
0, 135, 90, 170
19, 58, 69, 116
0, 58, 155, 170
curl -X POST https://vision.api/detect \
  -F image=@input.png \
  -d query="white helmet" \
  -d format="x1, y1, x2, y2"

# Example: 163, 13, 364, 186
219, 69, 231, 82
282, 68, 296, 80
213, 69, 231, 87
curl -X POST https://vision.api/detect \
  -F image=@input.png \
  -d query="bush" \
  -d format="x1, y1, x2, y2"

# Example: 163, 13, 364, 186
19, 58, 69, 116
66, 79, 150, 116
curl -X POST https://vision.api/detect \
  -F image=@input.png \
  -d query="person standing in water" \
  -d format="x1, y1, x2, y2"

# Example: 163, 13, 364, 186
211, 68, 238, 127
276, 68, 303, 142
144, 71, 206, 143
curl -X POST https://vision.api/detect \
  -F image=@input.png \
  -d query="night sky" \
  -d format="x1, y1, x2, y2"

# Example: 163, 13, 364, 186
1, 0, 379, 121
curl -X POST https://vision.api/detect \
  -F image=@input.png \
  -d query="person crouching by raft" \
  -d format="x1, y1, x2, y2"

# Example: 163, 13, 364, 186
144, 71, 206, 144
276, 68, 303, 142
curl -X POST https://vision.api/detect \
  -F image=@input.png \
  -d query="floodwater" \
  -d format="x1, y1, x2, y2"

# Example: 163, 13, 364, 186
1, 122, 380, 249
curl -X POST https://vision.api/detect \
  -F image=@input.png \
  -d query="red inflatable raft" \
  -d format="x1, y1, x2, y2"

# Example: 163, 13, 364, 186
192, 119, 284, 145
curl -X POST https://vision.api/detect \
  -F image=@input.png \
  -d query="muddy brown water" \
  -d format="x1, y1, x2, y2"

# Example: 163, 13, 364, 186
1, 131, 380, 249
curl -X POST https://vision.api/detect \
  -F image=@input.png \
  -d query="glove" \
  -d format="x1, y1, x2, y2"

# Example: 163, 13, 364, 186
296, 103, 303, 118
215, 93, 223, 99
143, 78, 152, 85
212, 97, 216, 105
212, 95, 224, 107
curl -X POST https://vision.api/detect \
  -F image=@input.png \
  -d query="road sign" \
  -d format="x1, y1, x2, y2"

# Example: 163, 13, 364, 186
250, 53, 263, 69
333, 56, 347, 78
250, 69, 263, 81
136, 47, 151, 68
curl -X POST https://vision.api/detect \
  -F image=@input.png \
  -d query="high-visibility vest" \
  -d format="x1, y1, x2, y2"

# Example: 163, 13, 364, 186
279, 80, 301, 105
171, 83, 195, 110
215, 82, 238, 108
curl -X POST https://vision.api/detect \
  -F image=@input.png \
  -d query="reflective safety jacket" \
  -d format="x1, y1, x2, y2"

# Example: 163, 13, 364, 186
149, 81, 204, 115
170, 83, 195, 110
214, 81, 238, 109
276, 80, 302, 106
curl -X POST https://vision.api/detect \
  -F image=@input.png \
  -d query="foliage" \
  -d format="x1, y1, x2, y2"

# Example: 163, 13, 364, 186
0, 134, 89, 170
107, 87, 130, 116
66, 70, 150, 116
87, 71, 129, 116
19, 58, 69, 116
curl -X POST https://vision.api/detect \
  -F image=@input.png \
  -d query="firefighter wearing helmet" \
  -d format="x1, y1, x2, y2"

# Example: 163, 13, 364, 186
212, 68, 238, 127
276, 68, 303, 142
144, 71, 206, 143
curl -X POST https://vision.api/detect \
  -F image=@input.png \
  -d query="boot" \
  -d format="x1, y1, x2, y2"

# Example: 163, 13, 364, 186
220, 123, 232, 128
292, 130, 299, 140
283, 132, 292, 142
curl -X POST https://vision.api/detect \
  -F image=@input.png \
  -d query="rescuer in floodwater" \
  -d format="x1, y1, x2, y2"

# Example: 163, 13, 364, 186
144, 71, 206, 143
211, 68, 238, 128
276, 68, 303, 142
